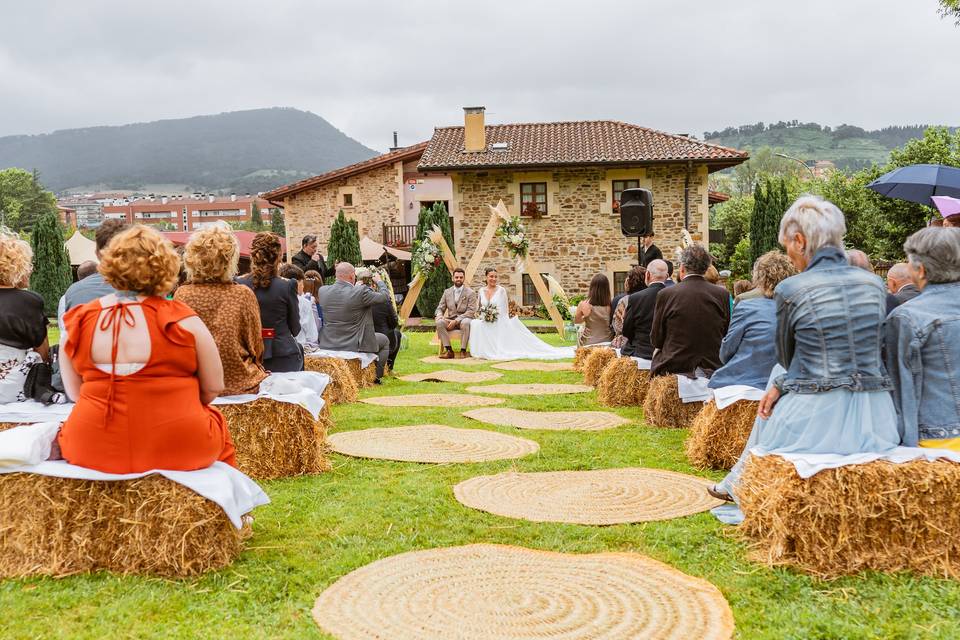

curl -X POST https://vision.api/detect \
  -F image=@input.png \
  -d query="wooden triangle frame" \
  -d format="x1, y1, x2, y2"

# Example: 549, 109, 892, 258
399, 201, 565, 336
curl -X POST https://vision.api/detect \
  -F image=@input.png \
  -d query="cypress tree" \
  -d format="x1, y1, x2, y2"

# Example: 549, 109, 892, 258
249, 201, 263, 230
749, 181, 767, 264
327, 210, 362, 266
29, 210, 72, 316
270, 208, 285, 236
414, 202, 454, 317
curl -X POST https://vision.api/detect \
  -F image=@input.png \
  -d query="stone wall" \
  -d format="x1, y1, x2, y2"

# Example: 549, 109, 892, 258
281, 162, 403, 254
449, 164, 709, 302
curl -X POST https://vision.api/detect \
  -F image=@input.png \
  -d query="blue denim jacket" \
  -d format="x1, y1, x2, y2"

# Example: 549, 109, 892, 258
885, 282, 960, 445
708, 297, 777, 390
773, 246, 891, 394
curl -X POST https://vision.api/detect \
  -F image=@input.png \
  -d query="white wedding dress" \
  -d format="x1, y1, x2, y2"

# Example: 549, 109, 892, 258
469, 286, 576, 360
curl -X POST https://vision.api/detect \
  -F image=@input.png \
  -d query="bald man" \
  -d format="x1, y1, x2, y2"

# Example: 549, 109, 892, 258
621, 259, 669, 359
885, 262, 920, 315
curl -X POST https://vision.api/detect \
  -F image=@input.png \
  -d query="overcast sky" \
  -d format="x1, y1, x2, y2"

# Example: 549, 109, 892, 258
1, 0, 957, 152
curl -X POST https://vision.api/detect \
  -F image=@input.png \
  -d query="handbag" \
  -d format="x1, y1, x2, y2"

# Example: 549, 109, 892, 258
22, 360, 61, 405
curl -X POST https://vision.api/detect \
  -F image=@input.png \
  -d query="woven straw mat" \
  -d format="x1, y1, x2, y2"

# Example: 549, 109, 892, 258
327, 425, 539, 463
466, 383, 593, 396
399, 370, 503, 383
463, 407, 630, 431
454, 468, 723, 524
361, 394, 504, 408
491, 360, 575, 372
312, 543, 735, 640
420, 355, 494, 366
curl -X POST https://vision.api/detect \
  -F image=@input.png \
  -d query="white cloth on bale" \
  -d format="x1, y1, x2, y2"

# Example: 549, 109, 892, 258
676, 372, 712, 403
631, 357, 652, 371
0, 423, 269, 528
712, 385, 765, 410
212, 371, 330, 421
0, 399, 75, 424
759, 446, 960, 479
303, 348, 378, 369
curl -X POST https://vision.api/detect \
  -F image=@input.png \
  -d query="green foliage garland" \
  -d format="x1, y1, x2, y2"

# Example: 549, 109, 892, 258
29, 210, 73, 315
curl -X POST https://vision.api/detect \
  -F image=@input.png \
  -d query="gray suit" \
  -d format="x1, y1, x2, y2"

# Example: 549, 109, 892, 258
435, 285, 478, 349
316, 280, 391, 378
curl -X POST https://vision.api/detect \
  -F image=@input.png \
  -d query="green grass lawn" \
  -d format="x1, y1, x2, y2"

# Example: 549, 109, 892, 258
4, 332, 960, 639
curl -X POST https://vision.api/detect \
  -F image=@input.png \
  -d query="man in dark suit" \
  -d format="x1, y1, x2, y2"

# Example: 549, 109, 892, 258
650, 245, 730, 378
372, 293, 401, 371
292, 234, 333, 278
639, 233, 663, 267
885, 262, 921, 315
316, 263, 391, 382
621, 259, 669, 359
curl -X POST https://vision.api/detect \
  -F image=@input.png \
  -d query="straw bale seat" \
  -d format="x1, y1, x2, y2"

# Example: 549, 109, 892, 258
0, 473, 249, 578
0, 422, 18, 433
685, 399, 758, 470
303, 357, 360, 404
581, 347, 616, 386
642, 375, 705, 429
361, 362, 378, 386
217, 398, 330, 479
738, 454, 960, 579
572, 347, 590, 372
596, 357, 650, 407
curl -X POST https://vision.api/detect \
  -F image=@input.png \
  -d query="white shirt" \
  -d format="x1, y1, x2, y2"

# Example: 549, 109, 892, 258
453, 286, 463, 304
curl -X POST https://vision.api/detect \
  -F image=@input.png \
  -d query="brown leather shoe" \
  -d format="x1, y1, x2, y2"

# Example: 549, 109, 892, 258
439, 350, 455, 359
707, 485, 734, 503
458, 350, 468, 359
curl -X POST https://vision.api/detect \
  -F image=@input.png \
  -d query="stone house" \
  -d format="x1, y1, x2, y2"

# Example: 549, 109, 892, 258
417, 108, 748, 304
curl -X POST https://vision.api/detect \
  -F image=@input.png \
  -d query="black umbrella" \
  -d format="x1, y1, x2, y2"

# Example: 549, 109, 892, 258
866, 163, 960, 205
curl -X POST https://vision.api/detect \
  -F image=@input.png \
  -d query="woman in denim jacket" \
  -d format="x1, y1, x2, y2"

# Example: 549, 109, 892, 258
710, 196, 901, 504
885, 227, 960, 450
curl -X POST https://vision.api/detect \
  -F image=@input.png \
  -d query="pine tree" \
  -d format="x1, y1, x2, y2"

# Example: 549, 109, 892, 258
748, 181, 767, 264
249, 201, 263, 230
270, 208, 285, 236
749, 178, 785, 264
29, 210, 73, 315
327, 210, 362, 266
414, 201, 455, 317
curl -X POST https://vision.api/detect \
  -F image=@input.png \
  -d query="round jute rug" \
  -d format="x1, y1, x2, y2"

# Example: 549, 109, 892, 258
327, 425, 539, 463
398, 370, 503, 383
420, 355, 493, 366
453, 468, 723, 524
491, 360, 575, 372
466, 383, 593, 396
463, 407, 630, 431
312, 543, 735, 640
361, 394, 503, 408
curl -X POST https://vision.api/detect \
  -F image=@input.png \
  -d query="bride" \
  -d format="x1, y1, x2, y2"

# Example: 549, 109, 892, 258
469, 267, 576, 360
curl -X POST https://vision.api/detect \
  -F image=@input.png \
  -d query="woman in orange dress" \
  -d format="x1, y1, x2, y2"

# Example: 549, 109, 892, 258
58, 225, 236, 474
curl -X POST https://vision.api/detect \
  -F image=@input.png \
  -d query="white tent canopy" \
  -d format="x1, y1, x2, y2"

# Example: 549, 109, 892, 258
64, 230, 97, 265
359, 236, 412, 262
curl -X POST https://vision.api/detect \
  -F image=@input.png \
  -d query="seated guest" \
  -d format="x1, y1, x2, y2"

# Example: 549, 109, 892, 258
621, 259, 669, 359
732, 279, 753, 297
846, 248, 874, 272
291, 234, 333, 278
650, 245, 730, 378
316, 263, 391, 383
366, 269, 401, 371
710, 196, 900, 501
663, 260, 675, 287
60, 219, 129, 321
279, 263, 321, 347
575, 274, 614, 346
611, 266, 646, 349
58, 225, 236, 473
708, 251, 796, 389
884, 262, 920, 315
174, 225, 269, 395
886, 227, 960, 450
237, 232, 302, 373
0, 233, 50, 403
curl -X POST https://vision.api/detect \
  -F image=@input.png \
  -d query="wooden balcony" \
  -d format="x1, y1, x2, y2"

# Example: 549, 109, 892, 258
383, 217, 455, 250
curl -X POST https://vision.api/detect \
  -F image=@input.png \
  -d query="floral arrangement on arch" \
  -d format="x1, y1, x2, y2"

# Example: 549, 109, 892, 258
411, 238, 441, 278
496, 216, 529, 260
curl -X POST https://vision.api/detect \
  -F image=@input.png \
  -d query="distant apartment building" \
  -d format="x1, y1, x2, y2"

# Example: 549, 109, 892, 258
101, 195, 277, 231
57, 198, 105, 228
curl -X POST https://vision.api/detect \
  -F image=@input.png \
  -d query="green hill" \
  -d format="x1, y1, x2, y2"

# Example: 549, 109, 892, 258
705, 122, 958, 171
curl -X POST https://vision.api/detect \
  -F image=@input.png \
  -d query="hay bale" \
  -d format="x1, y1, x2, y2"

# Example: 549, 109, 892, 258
218, 399, 330, 479
304, 357, 360, 404
572, 347, 590, 372
0, 473, 249, 578
0, 422, 19, 432
596, 357, 650, 407
685, 399, 758, 470
738, 454, 960, 579
361, 362, 378, 386
642, 375, 704, 429
582, 348, 616, 386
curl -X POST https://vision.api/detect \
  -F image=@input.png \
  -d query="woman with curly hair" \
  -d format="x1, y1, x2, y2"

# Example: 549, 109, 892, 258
174, 225, 269, 395
0, 233, 51, 403
57, 225, 236, 473
236, 232, 302, 372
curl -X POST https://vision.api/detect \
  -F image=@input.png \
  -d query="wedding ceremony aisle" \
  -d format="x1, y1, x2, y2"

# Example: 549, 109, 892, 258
3, 332, 960, 639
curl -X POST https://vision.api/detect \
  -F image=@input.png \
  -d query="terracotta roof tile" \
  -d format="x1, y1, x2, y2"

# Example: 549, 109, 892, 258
264, 142, 429, 200
417, 121, 748, 171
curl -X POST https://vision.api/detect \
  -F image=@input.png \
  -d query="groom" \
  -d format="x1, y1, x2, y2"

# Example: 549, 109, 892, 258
435, 267, 479, 359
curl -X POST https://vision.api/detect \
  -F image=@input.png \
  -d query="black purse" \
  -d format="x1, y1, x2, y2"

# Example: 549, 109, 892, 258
23, 360, 61, 404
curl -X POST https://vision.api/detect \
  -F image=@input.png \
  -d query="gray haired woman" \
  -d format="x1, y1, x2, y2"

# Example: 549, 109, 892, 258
885, 227, 960, 452
709, 196, 901, 509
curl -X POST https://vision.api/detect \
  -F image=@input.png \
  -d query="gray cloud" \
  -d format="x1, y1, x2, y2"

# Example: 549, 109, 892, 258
1, 0, 957, 151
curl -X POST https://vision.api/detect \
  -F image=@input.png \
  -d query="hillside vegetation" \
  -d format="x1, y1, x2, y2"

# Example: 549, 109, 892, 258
0, 108, 378, 194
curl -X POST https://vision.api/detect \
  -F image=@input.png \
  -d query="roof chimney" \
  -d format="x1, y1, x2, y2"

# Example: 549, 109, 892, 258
230, 193, 237, 202
389, 131, 400, 151
463, 106, 486, 152
208, 194, 215, 203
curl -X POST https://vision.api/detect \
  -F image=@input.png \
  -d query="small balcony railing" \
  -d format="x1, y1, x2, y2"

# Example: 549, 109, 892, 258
383, 216, 455, 250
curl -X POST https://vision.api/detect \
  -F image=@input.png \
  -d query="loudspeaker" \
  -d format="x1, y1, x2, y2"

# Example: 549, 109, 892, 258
619, 188, 653, 237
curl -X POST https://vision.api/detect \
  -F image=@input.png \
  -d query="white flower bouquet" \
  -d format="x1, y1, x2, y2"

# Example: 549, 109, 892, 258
480, 302, 499, 323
